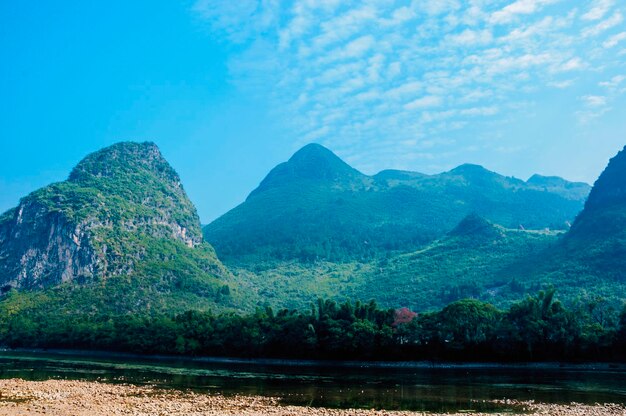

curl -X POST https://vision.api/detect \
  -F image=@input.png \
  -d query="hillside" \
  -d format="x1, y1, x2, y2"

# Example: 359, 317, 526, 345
229, 214, 561, 311
204, 143, 590, 262
360, 216, 560, 310
505, 145, 626, 301
0, 142, 236, 315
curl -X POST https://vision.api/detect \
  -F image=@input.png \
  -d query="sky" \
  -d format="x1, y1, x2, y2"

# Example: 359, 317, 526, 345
1, 0, 625, 223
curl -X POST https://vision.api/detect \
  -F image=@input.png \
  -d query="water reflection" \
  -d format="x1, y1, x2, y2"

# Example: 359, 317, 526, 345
0, 352, 625, 413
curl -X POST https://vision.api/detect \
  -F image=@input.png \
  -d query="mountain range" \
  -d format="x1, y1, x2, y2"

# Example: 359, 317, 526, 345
204, 143, 589, 263
1, 140, 625, 315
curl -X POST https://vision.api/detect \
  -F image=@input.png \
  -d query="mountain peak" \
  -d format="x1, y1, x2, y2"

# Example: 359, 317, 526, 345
527, 174, 591, 201
448, 163, 495, 177
527, 174, 569, 187
566, 146, 626, 242
287, 143, 357, 176
249, 143, 364, 198
449, 213, 503, 240
582, 145, 626, 211
0, 141, 211, 290
68, 141, 179, 185
290, 143, 335, 160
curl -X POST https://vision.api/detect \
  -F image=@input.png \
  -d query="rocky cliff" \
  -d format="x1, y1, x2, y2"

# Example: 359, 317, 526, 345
0, 142, 221, 291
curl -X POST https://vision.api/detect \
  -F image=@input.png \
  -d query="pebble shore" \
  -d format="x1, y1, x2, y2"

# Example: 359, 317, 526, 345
0, 379, 624, 416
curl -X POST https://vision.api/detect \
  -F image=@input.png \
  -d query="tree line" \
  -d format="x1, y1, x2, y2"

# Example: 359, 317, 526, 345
1, 289, 625, 362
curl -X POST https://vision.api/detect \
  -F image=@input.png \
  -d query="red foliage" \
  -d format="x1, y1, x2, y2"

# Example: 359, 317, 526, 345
393, 307, 417, 327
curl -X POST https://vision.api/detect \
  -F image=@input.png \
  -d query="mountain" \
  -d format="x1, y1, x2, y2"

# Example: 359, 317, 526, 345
526, 174, 591, 201
204, 143, 590, 262
545, 145, 626, 280
448, 213, 505, 240
0, 142, 234, 313
499, 145, 626, 304
368, 147, 626, 310
249, 143, 366, 196
230, 214, 560, 311
567, 146, 626, 244
359, 215, 559, 310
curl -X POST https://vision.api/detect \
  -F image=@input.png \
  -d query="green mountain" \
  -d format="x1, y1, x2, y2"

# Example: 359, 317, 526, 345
359, 216, 560, 310
229, 214, 560, 311
506, 145, 626, 301
0, 142, 235, 314
204, 143, 590, 262
567, 145, 626, 245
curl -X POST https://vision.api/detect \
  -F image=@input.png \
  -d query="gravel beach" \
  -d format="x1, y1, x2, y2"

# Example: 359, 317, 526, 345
0, 379, 624, 416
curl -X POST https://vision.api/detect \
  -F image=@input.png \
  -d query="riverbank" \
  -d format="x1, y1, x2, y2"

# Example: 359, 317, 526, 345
3, 348, 626, 371
0, 379, 624, 416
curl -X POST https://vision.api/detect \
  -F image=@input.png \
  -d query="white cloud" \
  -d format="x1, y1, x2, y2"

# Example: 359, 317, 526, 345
599, 75, 626, 88
445, 29, 493, 46
582, 95, 607, 107
581, 0, 615, 21
490, 0, 559, 24
405, 95, 444, 110
307, 6, 378, 53
343, 35, 376, 58
386, 81, 423, 100
419, 0, 461, 16
583, 12, 623, 37
603, 31, 626, 48
193, 0, 626, 171
558, 57, 585, 72
548, 79, 574, 88
460, 106, 499, 116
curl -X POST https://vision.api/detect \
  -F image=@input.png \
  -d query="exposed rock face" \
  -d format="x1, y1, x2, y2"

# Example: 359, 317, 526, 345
0, 142, 205, 290
0, 203, 98, 290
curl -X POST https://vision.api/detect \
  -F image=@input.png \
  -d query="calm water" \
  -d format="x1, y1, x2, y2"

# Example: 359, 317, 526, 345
1, 351, 626, 413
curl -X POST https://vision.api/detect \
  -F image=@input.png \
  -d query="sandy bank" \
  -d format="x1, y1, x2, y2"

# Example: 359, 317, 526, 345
0, 379, 624, 416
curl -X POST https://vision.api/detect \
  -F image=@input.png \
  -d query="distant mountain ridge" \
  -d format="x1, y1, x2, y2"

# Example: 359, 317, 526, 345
204, 143, 590, 262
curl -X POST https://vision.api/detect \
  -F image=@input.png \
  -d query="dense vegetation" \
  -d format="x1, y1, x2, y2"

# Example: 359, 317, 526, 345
210, 145, 626, 313
1, 290, 625, 362
0, 142, 235, 313
204, 143, 589, 263
501, 146, 626, 306
1, 141, 625, 363
228, 218, 562, 311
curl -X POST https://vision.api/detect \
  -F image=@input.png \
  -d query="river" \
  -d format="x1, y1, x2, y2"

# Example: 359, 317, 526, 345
1, 351, 625, 413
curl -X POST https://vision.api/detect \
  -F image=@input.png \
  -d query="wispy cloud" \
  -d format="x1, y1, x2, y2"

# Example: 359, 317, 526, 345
405, 95, 443, 110
582, 11, 624, 37
193, 0, 626, 172
581, 0, 615, 21
603, 31, 626, 48
582, 95, 608, 107
489, 0, 560, 24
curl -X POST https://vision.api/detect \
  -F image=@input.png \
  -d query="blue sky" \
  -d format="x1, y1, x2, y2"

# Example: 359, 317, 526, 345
1, 1, 625, 222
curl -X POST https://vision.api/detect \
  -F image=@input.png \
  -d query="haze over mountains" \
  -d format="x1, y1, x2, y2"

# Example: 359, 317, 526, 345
1, 140, 625, 315
204, 143, 589, 263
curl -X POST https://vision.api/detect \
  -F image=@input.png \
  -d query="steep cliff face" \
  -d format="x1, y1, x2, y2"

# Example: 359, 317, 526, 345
0, 142, 218, 291
567, 145, 626, 242
0, 202, 98, 290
